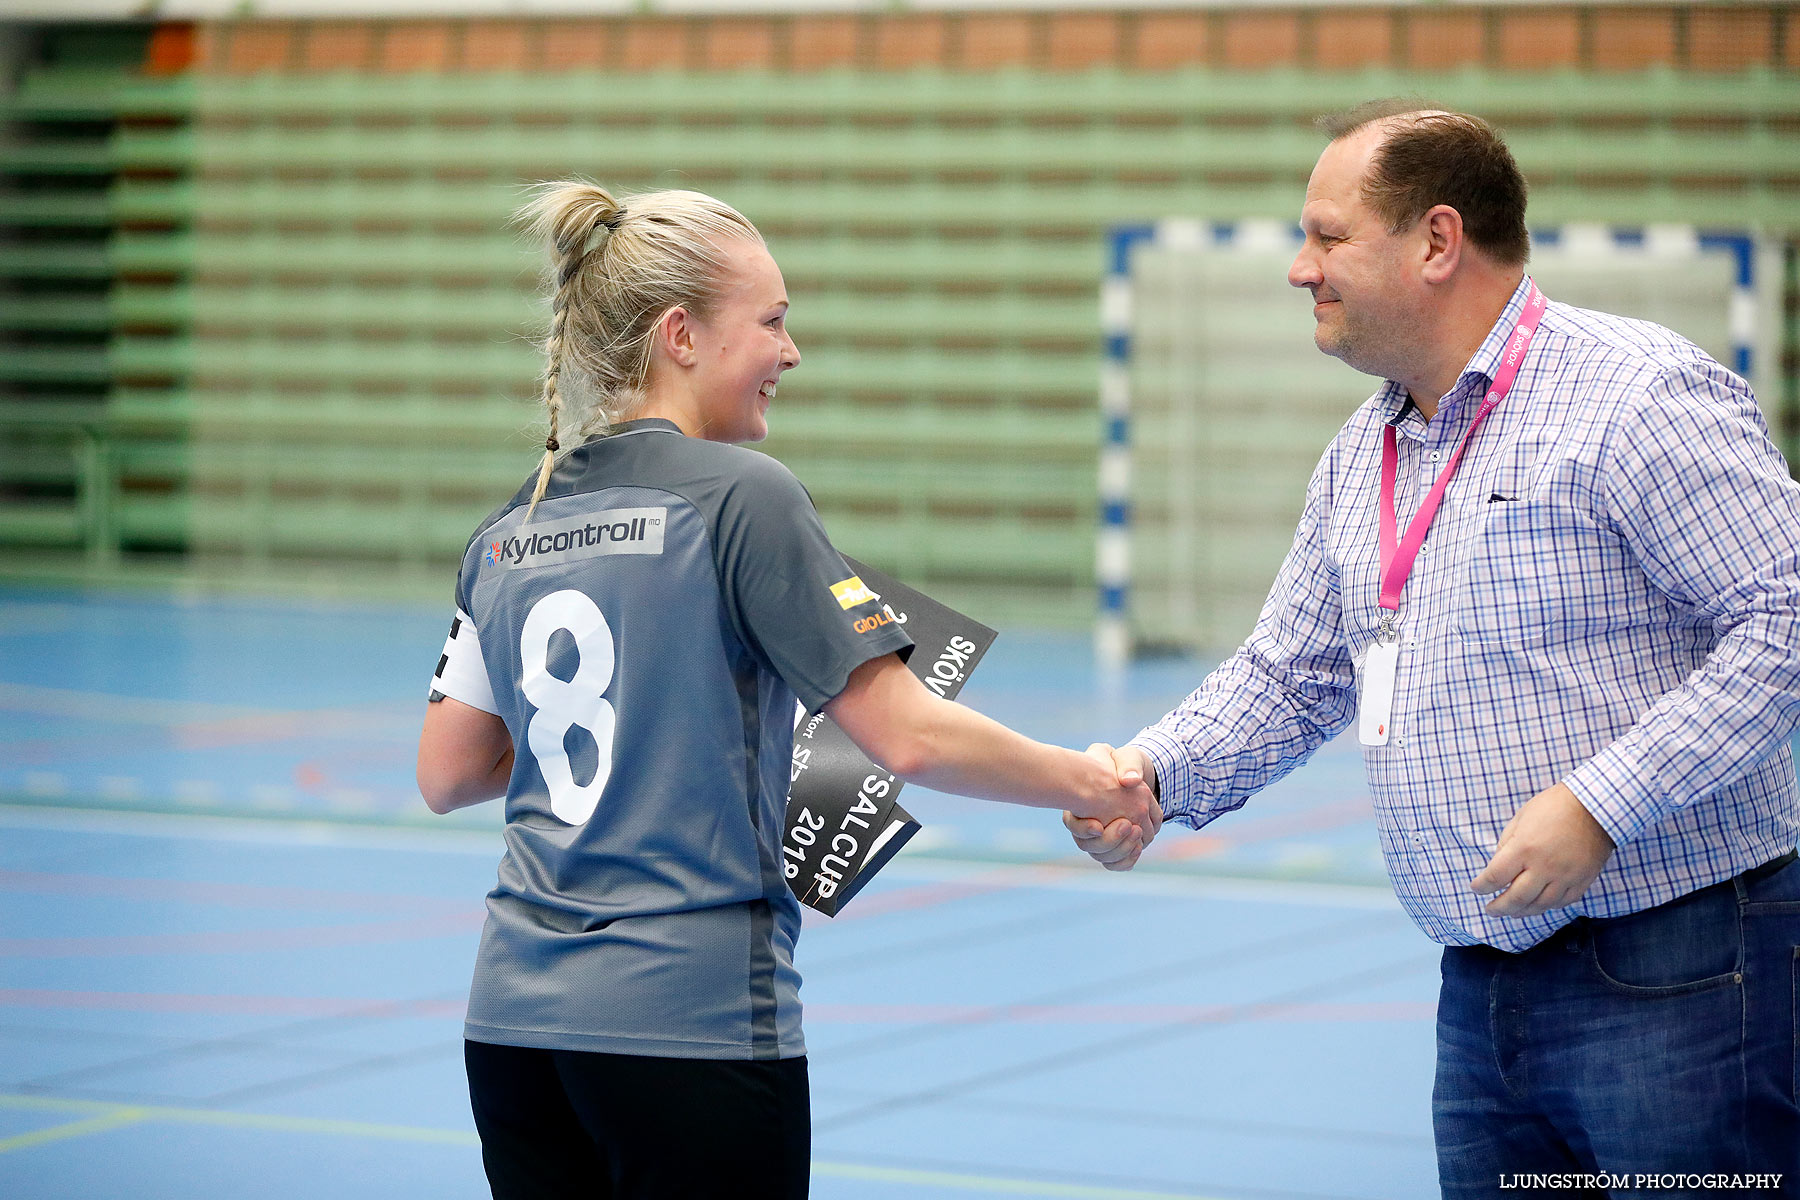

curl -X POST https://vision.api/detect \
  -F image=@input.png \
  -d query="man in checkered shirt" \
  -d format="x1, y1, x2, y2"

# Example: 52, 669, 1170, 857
1070, 101, 1800, 1193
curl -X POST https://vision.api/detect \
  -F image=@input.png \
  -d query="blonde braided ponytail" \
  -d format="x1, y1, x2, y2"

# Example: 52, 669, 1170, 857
521, 184, 623, 523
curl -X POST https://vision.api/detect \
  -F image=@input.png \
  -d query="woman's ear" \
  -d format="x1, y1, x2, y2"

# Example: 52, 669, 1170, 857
654, 305, 700, 368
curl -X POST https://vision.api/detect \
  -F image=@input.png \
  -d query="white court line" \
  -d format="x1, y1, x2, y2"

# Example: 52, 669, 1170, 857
0, 801, 507, 855
872, 856, 1401, 910
0, 681, 411, 737
0, 802, 1398, 910
0, 681, 268, 725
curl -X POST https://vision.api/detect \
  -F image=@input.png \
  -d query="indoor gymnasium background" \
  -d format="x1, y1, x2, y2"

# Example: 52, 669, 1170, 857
2, 4, 1796, 1198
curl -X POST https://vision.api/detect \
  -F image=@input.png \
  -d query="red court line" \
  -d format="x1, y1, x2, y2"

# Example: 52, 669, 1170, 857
802, 1000, 1434, 1024
1152, 796, 1377, 863
810, 796, 1381, 925
808, 862, 1089, 925
0, 683, 409, 750
5, 729, 176, 766
174, 708, 416, 750
0, 911, 484, 958
0, 989, 1426, 1024
0, 988, 464, 1018
0, 868, 470, 915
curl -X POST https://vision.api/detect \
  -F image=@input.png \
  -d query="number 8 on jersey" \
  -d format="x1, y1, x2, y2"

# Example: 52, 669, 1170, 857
520, 590, 617, 825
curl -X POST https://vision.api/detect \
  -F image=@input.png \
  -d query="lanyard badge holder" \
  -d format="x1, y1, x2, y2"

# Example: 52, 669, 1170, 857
1358, 615, 1403, 746
1358, 281, 1546, 747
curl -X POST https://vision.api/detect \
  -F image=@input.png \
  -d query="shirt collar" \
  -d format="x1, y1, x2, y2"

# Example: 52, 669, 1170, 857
1380, 381, 1415, 430
604, 417, 684, 438
1380, 275, 1535, 429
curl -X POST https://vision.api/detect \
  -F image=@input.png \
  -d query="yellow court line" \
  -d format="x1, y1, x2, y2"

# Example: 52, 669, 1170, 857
814, 1161, 1229, 1200
0, 1094, 477, 1150
0, 1094, 1228, 1199
0, 1107, 151, 1154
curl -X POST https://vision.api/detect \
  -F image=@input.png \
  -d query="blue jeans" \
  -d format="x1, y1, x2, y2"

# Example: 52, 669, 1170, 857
1434, 852, 1800, 1200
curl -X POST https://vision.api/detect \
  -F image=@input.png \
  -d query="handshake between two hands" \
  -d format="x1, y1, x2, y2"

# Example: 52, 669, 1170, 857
1062, 742, 1162, 872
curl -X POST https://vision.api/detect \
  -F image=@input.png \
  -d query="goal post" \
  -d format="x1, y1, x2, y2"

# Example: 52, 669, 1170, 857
1098, 222, 1764, 667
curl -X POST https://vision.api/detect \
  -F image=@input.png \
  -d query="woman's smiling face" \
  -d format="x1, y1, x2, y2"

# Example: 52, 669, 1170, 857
687, 239, 800, 444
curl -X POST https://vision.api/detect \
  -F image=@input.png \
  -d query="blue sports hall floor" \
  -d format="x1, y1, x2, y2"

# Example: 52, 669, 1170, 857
0, 582, 1458, 1199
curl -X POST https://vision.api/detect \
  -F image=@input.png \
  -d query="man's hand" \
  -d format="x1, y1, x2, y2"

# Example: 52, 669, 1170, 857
1063, 744, 1161, 871
1471, 782, 1616, 918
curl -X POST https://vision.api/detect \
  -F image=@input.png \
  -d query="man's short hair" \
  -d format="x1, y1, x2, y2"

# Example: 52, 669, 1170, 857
1318, 98, 1531, 267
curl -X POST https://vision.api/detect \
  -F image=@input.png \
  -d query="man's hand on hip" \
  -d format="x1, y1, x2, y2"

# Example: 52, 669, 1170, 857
1472, 782, 1616, 918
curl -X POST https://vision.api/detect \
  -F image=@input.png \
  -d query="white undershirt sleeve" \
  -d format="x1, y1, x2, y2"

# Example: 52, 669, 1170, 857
429, 608, 500, 715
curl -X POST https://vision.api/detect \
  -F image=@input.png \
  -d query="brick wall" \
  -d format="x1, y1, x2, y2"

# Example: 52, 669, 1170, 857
184, 6, 1793, 75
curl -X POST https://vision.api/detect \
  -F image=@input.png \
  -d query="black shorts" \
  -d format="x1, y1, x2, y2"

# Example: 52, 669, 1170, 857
464, 1039, 810, 1200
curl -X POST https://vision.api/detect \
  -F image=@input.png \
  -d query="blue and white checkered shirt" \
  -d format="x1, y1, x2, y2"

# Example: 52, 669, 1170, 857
1133, 276, 1800, 951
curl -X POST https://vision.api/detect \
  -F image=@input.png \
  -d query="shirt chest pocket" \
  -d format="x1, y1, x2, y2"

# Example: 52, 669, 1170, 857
1450, 499, 1614, 647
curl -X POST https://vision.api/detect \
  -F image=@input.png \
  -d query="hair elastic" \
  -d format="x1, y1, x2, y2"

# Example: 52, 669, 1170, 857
580, 211, 623, 258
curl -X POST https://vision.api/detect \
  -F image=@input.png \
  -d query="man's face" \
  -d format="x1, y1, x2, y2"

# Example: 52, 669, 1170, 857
1287, 126, 1421, 383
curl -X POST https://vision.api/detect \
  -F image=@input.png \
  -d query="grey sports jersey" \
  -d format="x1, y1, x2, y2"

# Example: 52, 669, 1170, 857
448, 419, 911, 1060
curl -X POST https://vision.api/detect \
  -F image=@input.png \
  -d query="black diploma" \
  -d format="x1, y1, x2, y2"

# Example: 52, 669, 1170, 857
782, 556, 998, 915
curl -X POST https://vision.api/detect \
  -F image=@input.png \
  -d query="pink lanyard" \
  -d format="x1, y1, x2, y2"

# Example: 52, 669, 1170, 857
1377, 280, 1546, 639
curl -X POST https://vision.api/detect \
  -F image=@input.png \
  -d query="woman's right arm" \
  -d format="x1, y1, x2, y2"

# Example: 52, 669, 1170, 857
417, 696, 514, 814
823, 653, 1160, 839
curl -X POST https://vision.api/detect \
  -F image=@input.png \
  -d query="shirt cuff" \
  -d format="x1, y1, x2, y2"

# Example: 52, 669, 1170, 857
1129, 726, 1200, 827
1563, 742, 1667, 849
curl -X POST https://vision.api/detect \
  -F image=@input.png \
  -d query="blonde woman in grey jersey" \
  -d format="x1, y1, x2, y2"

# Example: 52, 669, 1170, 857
416, 182, 1158, 1200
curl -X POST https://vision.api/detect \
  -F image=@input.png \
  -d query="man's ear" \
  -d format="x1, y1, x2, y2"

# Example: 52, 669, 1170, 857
655, 306, 699, 368
1419, 204, 1464, 285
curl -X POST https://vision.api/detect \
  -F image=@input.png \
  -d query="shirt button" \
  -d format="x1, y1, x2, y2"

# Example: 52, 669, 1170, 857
1394, 734, 1407, 747
1429, 451, 1443, 462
